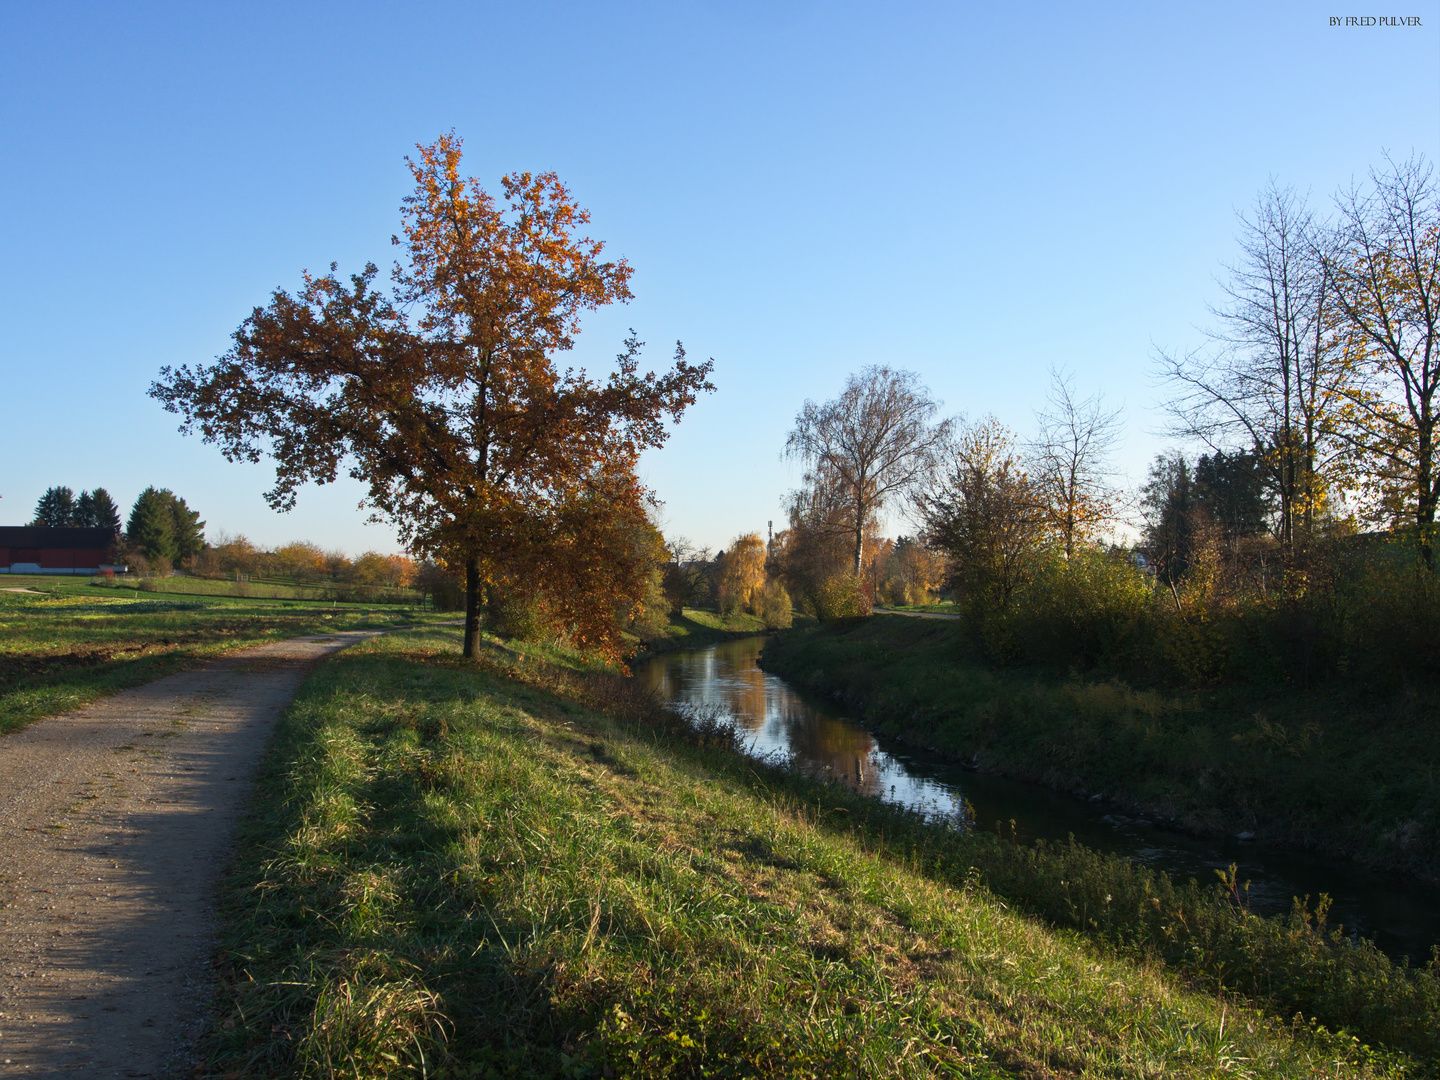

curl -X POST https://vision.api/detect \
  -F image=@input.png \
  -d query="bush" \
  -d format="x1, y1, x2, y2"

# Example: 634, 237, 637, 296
487, 590, 555, 644
810, 574, 868, 622
758, 579, 793, 629
996, 547, 1151, 667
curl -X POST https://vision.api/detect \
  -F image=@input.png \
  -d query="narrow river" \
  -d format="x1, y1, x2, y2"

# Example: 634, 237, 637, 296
637, 635, 1440, 964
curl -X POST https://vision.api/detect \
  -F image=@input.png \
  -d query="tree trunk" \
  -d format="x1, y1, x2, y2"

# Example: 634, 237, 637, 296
463, 555, 482, 658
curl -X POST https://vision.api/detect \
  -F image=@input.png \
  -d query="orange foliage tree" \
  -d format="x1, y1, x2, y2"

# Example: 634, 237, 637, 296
716, 532, 767, 614
151, 134, 713, 660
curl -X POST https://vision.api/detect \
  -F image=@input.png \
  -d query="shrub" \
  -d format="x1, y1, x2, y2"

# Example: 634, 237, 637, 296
810, 574, 868, 622
487, 589, 555, 644
758, 579, 793, 629
996, 547, 1151, 667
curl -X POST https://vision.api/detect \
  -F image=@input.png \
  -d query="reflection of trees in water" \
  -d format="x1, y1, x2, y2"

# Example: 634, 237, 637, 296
781, 713, 878, 790
720, 660, 771, 733
640, 638, 882, 792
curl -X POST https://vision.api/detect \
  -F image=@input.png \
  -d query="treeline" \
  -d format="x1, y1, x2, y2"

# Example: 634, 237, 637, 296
30, 485, 123, 530
30, 483, 203, 573
772, 154, 1438, 689
187, 535, 419, 591
30, 482, 424, 599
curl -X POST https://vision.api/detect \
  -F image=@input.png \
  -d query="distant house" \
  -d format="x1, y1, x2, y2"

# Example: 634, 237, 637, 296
0, 527, 124, 575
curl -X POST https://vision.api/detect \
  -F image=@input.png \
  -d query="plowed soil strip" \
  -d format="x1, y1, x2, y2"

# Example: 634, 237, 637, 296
0, 630, 388, 1076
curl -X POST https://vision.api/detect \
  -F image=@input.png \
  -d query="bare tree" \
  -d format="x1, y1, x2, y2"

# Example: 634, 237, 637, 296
1028, 368, 1123, 558
1156, 181, 1350, 560
785, 366, 953, 575
1327, 153, 1440, 560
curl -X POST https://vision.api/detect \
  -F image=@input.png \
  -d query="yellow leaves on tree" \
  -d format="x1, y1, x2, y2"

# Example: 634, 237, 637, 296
716, 533, 767, 615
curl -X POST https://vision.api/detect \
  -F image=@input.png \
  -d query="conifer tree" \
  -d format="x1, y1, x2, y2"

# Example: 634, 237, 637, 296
32, 486, 76, 526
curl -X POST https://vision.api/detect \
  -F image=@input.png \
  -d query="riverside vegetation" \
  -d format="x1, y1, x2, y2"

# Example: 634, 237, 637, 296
201, 625, 1440, 1077
760, 536, 1440, 885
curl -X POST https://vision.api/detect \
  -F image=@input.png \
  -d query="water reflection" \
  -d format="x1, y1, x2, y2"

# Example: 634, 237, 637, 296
637, 635, 1440, 962
639, 637, 967, 822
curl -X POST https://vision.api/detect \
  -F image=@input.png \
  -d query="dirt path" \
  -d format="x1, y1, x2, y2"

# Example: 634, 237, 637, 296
0, 630, 392, 1077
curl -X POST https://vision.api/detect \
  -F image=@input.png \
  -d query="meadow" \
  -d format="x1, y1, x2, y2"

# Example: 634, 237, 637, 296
201, 626, 1438, 1077
89, 572, 420, 604
0, 577, 444, 734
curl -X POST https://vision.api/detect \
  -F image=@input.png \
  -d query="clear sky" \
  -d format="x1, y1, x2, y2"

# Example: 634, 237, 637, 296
2, 2, 1436, 553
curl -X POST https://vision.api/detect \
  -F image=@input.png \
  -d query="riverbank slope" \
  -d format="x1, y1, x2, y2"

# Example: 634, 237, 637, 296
760, 615, 1440, 882
201, 626, 1427, 1076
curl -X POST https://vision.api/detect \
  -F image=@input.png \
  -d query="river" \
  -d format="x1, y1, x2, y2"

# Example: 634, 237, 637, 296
637, 635, 1440, 964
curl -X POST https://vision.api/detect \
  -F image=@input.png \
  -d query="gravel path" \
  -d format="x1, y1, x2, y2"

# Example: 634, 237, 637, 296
0, 630, 391, 1077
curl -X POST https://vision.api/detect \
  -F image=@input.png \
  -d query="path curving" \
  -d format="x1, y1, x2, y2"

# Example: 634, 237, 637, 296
0, 630, 392, 1077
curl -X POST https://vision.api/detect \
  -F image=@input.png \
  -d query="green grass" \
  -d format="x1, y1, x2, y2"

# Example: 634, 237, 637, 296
0, 587, 449, 735
759, 616, 1440, 881
203, 626, 1426, 1077
86, 574, 421, 603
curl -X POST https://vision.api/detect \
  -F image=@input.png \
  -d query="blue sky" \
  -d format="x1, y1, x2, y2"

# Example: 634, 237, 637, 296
2, 2, 1436, 553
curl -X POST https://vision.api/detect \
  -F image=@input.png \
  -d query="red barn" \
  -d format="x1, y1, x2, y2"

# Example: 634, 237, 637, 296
0, 527, 123, 575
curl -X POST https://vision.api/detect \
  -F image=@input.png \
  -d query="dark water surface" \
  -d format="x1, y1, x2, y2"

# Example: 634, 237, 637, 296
637, 635, 1440, 963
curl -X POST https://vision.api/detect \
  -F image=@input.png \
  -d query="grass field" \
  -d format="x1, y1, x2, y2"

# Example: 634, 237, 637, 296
0, 583, 447, 735
203, 626, 1431, 1077
760, 616, 1440, 882
83, 573, 421, 603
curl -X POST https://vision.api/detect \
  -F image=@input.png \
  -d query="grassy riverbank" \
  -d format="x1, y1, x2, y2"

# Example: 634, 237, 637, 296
204, 626, 1435, 1076
760, 616, 1440, 882
0, 586, 443, 735
627, 607, 808, 661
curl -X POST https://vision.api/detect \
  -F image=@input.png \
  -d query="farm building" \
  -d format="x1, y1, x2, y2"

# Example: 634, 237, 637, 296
0, 526, 124, 575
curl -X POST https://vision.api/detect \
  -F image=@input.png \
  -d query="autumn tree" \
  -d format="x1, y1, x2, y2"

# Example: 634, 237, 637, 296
878, 535, 945, 606
1027, 368, 1122, 558
716, 532, 767, 614
1156, 181, 1350, 560
774, 471, 870, 616
920, 417, 1045, 617
151, 134, 712, 660
785, 366, 952, 575
1327, 154, 1440, 560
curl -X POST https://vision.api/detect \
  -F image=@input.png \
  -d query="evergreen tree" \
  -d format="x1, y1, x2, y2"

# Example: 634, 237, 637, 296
167, 494, 206, 560
75, 490, 96, 527
88, 488, 122, 533
127, 488, 178, 564
32, 486, 76, 526
1140, 454, 1197, 585
126, 488, 205, 564
1194, 451, 1272, 548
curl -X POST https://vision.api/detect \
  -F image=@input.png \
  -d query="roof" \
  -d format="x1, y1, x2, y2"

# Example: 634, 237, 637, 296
0, 526, 119, 548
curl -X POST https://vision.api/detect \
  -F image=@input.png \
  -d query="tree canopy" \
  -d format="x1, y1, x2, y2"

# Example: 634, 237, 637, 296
151, 134, 712, 659
785, 366, 951, 576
